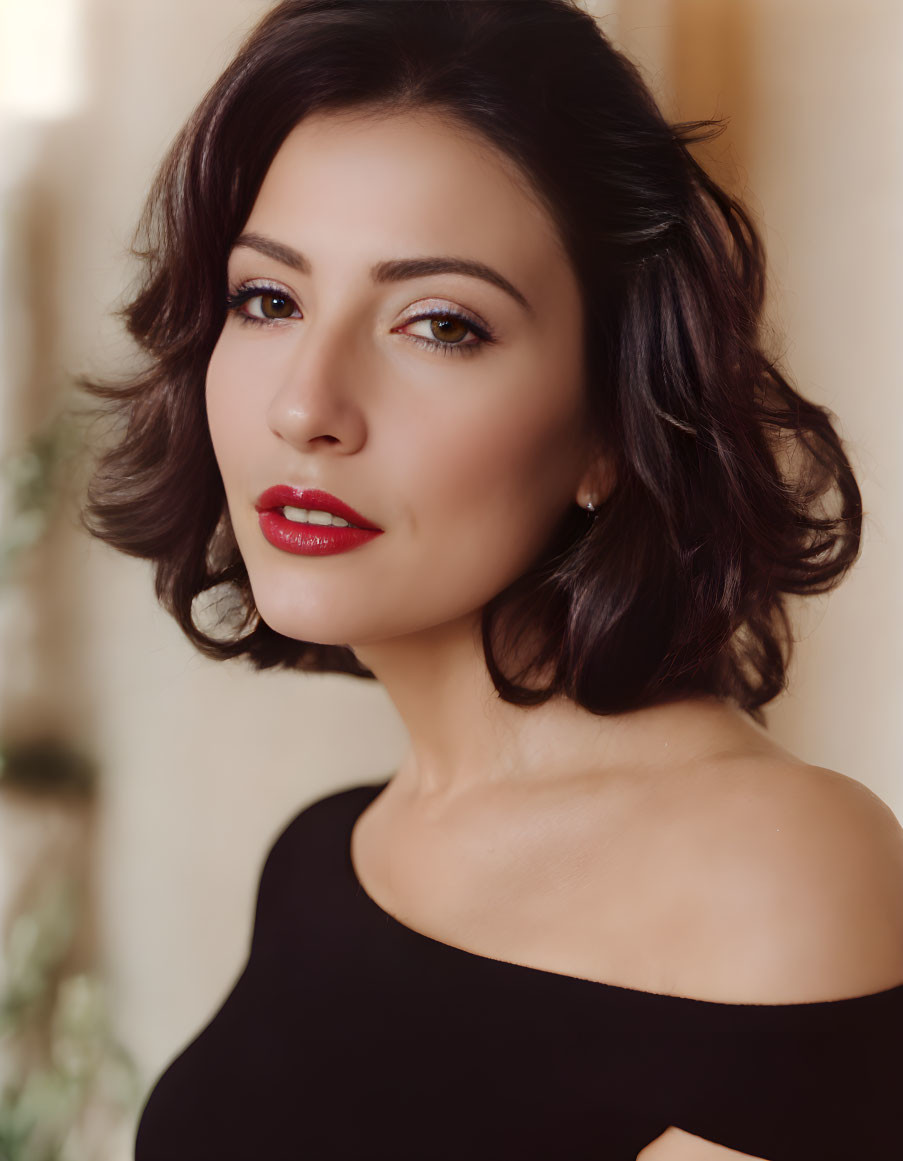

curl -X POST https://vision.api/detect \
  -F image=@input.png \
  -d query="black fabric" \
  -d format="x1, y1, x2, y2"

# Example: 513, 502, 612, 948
135, 780, 903, 1160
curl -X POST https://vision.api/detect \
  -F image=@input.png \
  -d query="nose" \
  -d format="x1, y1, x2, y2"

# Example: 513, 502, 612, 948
266, 319, 368, 455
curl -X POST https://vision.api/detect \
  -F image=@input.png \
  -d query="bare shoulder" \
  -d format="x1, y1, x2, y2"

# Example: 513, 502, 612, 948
630, 762, 903, 1159
633, 753, 903, 1003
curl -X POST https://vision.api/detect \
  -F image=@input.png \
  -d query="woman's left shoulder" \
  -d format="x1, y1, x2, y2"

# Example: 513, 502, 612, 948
661, 754, 903, 1002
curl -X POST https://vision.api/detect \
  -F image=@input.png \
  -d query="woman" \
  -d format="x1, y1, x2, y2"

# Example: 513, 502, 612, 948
80, 1, 903, 1157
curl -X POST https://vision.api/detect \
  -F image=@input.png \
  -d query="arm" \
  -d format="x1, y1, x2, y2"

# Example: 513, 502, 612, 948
638, 1127, 767, 1160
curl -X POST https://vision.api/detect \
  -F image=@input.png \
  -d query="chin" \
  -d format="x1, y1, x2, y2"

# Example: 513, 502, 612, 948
247, 578, 348, 643
255, 609, 361, 648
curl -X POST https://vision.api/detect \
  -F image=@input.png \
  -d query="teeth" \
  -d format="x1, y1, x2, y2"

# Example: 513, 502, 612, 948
282, 506, 353, 528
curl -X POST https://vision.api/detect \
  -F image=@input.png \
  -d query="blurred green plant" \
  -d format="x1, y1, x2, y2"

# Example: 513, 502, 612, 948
1, 407, 142, 1160
0, 411, 82, 590
0, 743, 96, 800
0, 878, 142, 1161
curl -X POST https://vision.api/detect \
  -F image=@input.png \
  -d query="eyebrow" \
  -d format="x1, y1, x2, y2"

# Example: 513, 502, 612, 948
232, 231, 534, 316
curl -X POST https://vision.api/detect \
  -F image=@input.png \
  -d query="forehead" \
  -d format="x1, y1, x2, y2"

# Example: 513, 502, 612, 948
242, 107, 570, 284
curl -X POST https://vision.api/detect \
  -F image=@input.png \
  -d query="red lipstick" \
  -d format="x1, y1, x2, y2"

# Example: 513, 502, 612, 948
254, 486, 383, 556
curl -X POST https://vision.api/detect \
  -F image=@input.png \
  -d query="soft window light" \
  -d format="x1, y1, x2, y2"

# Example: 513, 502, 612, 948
0, 0, 85, 120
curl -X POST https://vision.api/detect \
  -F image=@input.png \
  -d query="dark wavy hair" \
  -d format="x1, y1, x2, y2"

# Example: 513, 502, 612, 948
79, 0, 862, 724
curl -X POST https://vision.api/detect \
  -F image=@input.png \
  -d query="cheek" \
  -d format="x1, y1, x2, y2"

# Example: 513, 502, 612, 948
205, 333, 259, 480
406, 387, 583, 575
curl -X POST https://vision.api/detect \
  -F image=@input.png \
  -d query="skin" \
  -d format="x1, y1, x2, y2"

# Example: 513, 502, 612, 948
206, 107, 903, 1160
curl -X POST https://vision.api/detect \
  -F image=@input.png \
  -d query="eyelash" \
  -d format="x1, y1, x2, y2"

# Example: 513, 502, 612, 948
224, 282, 495, 357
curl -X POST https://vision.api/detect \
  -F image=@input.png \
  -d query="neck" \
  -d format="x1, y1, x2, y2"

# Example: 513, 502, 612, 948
350, 614, 748, 802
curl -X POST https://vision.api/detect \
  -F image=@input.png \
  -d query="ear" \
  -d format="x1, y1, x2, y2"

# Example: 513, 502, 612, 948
576, 454, 617, 509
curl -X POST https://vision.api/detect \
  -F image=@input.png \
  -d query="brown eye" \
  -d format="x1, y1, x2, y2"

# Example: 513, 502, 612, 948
428, 316, 470, 344
398, 308, 492, 358
226, 286, 301, 323
260, 293, 295, 319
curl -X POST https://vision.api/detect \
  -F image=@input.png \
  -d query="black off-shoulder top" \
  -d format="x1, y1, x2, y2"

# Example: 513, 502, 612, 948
134, 779, 903, 1160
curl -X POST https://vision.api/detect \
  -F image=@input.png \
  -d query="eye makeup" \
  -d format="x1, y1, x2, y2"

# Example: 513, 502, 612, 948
224, 280, 498, 358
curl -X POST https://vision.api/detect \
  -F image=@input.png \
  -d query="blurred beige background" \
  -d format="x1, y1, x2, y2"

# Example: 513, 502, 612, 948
1, 1, 901, 1156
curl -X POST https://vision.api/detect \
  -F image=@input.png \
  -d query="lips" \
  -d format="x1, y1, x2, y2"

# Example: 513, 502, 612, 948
254, 486, 381, 531
253, 485, 384, 557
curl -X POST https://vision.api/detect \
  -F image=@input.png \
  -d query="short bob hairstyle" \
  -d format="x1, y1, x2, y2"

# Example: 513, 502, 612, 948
81, 0, 862, 724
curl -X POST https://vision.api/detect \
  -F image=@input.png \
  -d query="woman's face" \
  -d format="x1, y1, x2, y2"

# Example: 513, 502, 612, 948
206, 106, 597, 648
